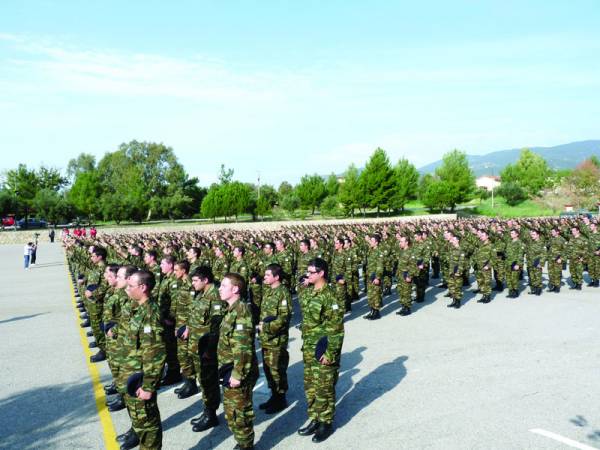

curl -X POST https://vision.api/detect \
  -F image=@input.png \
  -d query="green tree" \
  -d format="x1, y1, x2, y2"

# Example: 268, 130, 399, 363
500, 149, 551, 197
325, 173, 339, 197
32, 189, 71, 225
4, 164, 39, 223
338, 164, 362, 217
435, 149, 475, 211
496, 182, 527, 206
278, 181, 293, 198
295, 174, 327, 214
218, 164, 234, 184
280, 193, 300, 215
67, 153, 96, 180
201, 184, 225, 221
68, 171, 102, 220
421, 179, 455, 212
390, 158, 419, 211
361, 147, 395, 214
321, 195, 340, 216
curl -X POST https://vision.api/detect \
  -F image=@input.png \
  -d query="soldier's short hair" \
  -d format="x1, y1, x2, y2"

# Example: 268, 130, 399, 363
189, 247, 201, 257
223, 272, 246, 296
371, 233, 381, 243
308, 258, 328, 278
335, 236, 345, 245
234, 245, 245, 255
107, 264, 119, 275
162, 255, 176, 266
145, 250, 158, 261
192, 266, 214, 283
300, 239, 311, 249
135, 270, 156, 292
92, 247, 107, 260
263, 242, 275, 250
175, 260, 190, 273
121, 265, 138, 278
266, 263, 283, 280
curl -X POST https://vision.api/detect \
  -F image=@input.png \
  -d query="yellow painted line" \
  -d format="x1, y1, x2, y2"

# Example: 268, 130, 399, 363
65, 258, 119, 450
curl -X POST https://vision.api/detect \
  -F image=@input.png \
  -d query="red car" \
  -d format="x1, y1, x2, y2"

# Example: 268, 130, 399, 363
1, 216, 16, 229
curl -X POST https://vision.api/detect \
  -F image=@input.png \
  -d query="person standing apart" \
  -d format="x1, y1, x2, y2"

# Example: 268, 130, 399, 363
23, 242, 33, 269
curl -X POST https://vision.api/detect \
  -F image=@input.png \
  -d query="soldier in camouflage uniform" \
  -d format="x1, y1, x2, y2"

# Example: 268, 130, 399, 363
187, 266, 227, 432
85, 246, 109, 363
258, 263, 292, 414
568, 226, 587, 290
330, 237, 353, 312
547, 227, 566, 292
526, 229, 546, 295
217, 273, 259, 450
395, 234, 418, 316
473, 230, 494, 303
274, 238, 294, 290
119, 270, 166, 450
413, 231, 431, 302
171, 260, 197, 399
587, 222, 600, 287
446, 235, 465, 308
343, 237, 360, 301
505, 229, 525, 298
212, 246, 230, 284
297, 258, 344, 443
364, 234, 384, 320
229, 245, 250, 287
143, 250, 162, 287
156, 256, 181, 385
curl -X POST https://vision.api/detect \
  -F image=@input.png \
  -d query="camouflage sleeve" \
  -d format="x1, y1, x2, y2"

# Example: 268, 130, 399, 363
140, 318, 166, 393
323, 289, 344, 364
264, 288, 292, 336
177, 289, 193, 326
231, 307, 255, 381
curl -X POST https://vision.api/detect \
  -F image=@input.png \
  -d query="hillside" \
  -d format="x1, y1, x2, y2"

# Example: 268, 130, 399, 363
418, 140, 600, 176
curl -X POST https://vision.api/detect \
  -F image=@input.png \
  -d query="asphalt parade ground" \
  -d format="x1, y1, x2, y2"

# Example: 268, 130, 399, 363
1, 242, 599, 450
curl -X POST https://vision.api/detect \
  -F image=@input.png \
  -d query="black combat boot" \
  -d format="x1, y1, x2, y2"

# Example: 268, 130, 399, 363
493, 281, 504, 292
259, 394, 275, 410
108, 395, 126, 412
80, 319, 90, 328
192, 408, 219, 432
369, 309, 381, 320
594, 280, 600, 287
437, 282, 448, 288
87, 330, 94, 337
396, 306, 411, 316
362, 309, 374, 320
177, 377, 199, 399
554, 285, 560, 293
312, 422, 334, 443
444, 292, 452, 298
481, 294, 492, 304
116, 428, 134, 444
90, 350, 106, 363
477, 295, 486, 303
547, 284, 555, 292
160, 371, 182, 387
104, 382, 118, 396
447, 298, 460, 308
89, 341, 97, 348
120, 429, 140, 450
298, 419, 319, 436
265, 393, 288, 414
345, 301, 352, 313
535, 287, 542, 296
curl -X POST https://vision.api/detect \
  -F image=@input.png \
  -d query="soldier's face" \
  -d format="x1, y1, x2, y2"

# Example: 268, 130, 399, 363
160, 260, 173, 274
174, 265, 186, 279
263, 246, 273, 255
233, 248, 241, 258
116, 269, 128, 289
191, 276, 206, 291
219, 277, 237, 302
275, 241, 284, 252
264, 270, 276, 285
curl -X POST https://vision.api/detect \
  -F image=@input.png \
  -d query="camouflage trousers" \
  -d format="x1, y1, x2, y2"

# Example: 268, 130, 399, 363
105, 334, 120, 383
177, 336, 195, 378
366, 282, 382, 310
475, 268, 492, 295
249, 283, 262, 311
87, 300, 106, 352
528, 265, 543, 289
447, 273, 463, 300
350, 270, 360, 298
569, 260, 584, 285
223, 367, 258, 448
383, 270, 393, 293
396, 277, 412, 307
163, 324, 180, 376
547, 260, 563, 287
125, 393, 162, 450
335, 282, 349, 311
589, 254, 600, 280
506, 266, 521, 291
431, 256, 440, 277
261, 345, 289, 394
302, 349, 339, 425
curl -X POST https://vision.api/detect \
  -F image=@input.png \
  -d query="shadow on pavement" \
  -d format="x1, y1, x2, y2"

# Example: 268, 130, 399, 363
0, 380, 97, 449
335, 355, 408, 429
0, 313, 47, 325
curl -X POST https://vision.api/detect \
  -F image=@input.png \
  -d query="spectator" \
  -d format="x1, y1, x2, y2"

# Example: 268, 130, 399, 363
23, 242, 33, 269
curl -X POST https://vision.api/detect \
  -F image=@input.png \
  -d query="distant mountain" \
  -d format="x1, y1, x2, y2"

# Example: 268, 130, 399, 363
418, 140, 600, 176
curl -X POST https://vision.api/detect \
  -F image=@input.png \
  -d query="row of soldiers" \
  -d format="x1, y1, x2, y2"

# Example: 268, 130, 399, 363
65, 215, 599, 449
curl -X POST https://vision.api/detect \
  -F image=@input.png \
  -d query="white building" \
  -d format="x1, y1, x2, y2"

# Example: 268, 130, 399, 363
476, 175, 501, 191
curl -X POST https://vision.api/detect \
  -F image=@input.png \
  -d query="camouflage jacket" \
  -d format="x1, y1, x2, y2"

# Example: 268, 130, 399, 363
473, 241, 494, 271
366, 246, 385, 281
260, 284, 292, 348
330, 250, 352, 283
396, 246, 419, 279
299, 284, 344, 364
526, 239, 546, 268
102, 288, 129, 331
188, 284, 226, 337
217, 299, 258, 382
505, 239, 525, 269
118, 300, 166, 394
171, 277, 193, 328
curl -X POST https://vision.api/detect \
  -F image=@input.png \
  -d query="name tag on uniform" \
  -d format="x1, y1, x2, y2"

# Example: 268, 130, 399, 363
172, 284, 177, 289
332, 304, 339, 310
282, 300, 287, 306
189, 291, 195, 295
236, 324, 243, 331
143, 326, 152, 334
214, 305, 221, 310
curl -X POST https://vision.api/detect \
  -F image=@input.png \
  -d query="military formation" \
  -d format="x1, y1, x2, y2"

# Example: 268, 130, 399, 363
65, 214, 600, 450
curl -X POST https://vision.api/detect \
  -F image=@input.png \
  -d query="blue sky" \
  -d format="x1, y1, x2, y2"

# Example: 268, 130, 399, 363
1, 1, 599, 186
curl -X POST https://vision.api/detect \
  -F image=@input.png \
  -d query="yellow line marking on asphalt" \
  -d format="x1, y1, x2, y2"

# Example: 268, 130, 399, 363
66, 260, 119, 450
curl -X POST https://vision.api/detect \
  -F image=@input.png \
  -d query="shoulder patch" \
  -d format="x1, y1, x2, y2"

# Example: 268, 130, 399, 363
281, 300, 287, 306
332, 303, 339, 310
143, 325, 152, 334
213, 304, 221, 310
236, 323, 244, 331
172, 284, 177, 289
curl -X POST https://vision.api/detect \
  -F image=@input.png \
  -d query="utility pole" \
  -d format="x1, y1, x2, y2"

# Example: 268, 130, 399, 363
257, 172, 261, 200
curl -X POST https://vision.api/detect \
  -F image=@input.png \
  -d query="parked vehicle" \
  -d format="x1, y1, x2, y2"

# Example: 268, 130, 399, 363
16, 217, 48, 229
1, 216, 16, 230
